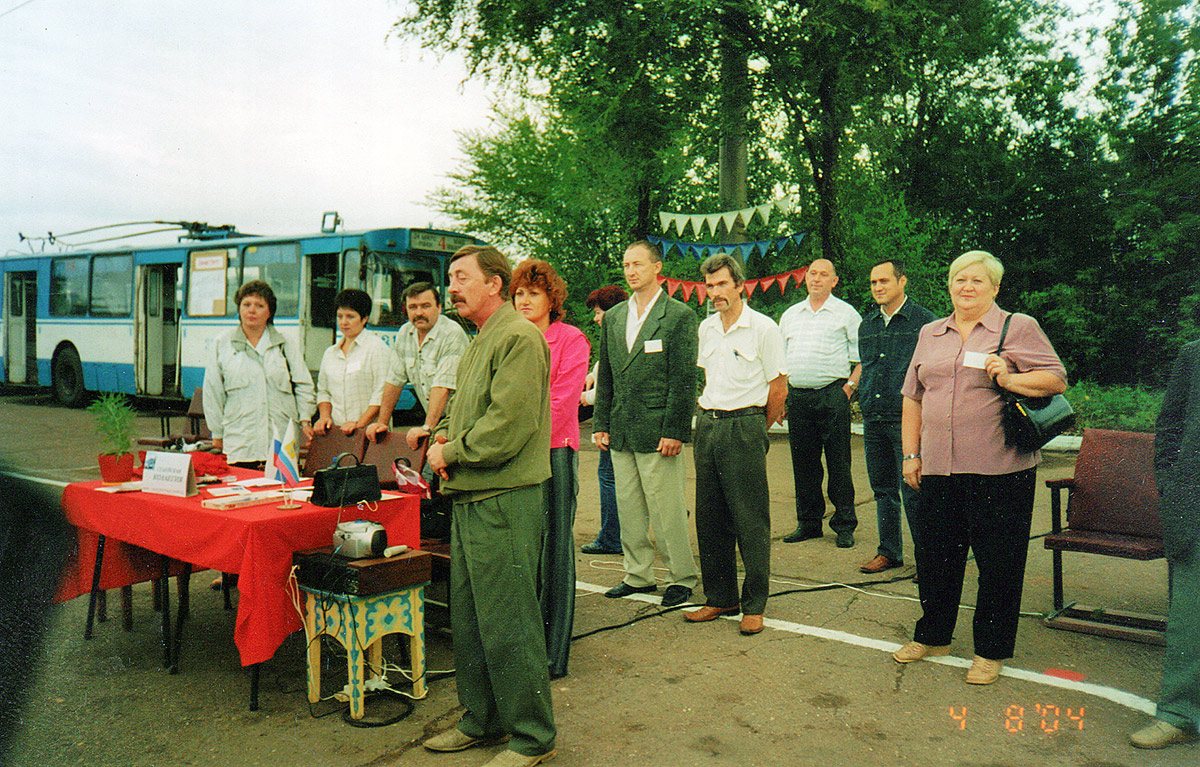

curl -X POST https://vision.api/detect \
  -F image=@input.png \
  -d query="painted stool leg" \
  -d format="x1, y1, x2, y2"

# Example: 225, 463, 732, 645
305, 594, 322, 704
344, 601, 366, 720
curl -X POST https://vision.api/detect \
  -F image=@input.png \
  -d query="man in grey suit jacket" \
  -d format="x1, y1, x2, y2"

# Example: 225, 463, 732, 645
593, 240, 699, 608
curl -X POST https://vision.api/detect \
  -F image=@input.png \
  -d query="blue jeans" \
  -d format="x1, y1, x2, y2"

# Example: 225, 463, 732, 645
591, 449, 621, 550
862, 420, 917, 563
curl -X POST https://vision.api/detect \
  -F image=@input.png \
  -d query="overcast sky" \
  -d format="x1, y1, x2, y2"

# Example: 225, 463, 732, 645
0, 0, 495, 253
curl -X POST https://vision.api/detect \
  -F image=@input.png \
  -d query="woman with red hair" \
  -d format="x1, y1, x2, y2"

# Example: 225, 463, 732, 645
512, 259, 590, 679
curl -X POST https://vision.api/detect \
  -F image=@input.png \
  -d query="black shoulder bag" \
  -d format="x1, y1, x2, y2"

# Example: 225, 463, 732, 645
309, 452, 382, 507
994, 313, 1075, 453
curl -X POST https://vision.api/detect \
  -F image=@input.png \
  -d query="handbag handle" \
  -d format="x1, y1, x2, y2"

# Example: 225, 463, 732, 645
329, 451, 362, 468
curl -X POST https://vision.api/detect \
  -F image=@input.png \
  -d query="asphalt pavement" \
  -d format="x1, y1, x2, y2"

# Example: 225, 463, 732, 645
0, 389, 1190, 766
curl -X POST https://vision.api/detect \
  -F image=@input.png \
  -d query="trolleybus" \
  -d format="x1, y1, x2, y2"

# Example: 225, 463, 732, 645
1, 222, 482, 406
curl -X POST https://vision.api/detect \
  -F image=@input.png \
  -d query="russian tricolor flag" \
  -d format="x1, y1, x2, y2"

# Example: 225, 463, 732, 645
270, 420, 301, 487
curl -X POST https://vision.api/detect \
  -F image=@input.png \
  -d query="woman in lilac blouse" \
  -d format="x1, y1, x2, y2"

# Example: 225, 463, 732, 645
513, 259, 590, 679
893, 250, 1067, 685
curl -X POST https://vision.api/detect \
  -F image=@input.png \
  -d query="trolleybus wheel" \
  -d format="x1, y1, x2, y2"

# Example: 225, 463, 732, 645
52, 346, 86, 407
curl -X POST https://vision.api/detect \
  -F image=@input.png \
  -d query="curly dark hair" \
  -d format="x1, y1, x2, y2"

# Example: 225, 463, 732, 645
585, 285, 627, 311
511, 259, 569, 322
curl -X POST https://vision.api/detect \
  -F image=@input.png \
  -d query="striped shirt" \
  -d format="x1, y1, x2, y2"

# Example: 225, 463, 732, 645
316, 329, 392, 423
778, 294, 862, 389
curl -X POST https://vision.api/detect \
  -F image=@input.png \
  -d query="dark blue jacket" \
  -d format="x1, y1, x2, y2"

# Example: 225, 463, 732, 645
857, 298, 936, 422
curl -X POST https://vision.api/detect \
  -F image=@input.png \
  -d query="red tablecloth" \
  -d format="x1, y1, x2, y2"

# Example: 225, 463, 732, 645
58, 472, 419, 666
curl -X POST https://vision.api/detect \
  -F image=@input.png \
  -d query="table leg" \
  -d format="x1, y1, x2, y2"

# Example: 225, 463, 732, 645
84, 533, 107, 640
305, 595, 321, 704
170, 563, 192, 675
249, 663, 260, 711
411, 587, 426, 698
159, 555, 172, 669
121, 585, 133, 631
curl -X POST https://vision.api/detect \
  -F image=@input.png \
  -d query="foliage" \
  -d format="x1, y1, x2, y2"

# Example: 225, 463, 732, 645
1064, 380, 1163, 434
85, 392, 136, 456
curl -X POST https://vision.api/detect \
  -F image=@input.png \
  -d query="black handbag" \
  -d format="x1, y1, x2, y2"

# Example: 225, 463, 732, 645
309, 452, 382, 507
995, 314, 1075, 452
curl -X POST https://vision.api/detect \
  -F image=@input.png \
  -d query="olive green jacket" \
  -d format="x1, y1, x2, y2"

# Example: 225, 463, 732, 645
435, 303, 551, 499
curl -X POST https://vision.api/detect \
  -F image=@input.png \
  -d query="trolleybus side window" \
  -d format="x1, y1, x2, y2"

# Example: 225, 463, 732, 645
90, 254, 133, 317
243, 243, 300, 317
50, 256, 89, 316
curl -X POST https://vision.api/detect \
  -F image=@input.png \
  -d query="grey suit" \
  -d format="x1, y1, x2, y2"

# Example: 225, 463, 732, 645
594, 290, 699, 589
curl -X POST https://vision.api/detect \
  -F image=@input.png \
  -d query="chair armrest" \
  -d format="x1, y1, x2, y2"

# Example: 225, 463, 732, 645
1045, 478, 1075, 490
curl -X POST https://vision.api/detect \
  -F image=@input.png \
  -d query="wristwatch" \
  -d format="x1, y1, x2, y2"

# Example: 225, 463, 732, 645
902, 454, 920, 460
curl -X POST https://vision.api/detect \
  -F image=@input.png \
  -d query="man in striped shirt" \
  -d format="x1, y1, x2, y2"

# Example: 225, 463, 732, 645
777, 259, 862, 548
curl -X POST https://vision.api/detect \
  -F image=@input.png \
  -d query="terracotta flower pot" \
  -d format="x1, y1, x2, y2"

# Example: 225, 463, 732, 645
98, 453, 135, 484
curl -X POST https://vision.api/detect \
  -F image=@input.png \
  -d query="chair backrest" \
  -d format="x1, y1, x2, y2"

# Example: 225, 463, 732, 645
362, 431, 428, 488
187, 387, 211, 439
303, 429, 367, 477
1068, 428, 1161, 538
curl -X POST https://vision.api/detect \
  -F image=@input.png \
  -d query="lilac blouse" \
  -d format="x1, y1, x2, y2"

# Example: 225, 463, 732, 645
901, 303, 1067, 476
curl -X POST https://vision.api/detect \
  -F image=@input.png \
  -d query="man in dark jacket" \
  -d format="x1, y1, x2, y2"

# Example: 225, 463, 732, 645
855, 259, 935, 573
1128, 340, 1200, 749
593, 240, 699, 609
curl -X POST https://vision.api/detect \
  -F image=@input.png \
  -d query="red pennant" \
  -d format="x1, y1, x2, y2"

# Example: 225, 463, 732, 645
792, 268, 807, 284
758, 276, 776, 293
664, 278, 679, 297
744, 279, 759, 297
680, 281, 694, 302
695, 284, 708, 304
778, 273, 790, 294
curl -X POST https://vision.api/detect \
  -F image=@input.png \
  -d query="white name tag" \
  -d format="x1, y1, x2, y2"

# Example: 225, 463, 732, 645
346, 358, 364, 374
962, 351, 988, 370
644, 339, 663, 353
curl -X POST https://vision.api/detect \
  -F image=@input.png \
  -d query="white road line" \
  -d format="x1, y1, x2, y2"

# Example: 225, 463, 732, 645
576, 579, 1156, 715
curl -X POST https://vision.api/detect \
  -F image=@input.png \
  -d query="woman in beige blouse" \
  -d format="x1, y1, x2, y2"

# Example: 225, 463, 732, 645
894, 250, 1067, 684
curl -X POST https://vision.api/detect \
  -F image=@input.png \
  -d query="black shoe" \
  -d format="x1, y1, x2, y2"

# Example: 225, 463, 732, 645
836, 531, 855, 548
661, 585, 692, 608
581, 542, 622, 555
605, 582, 657, 598
782, 527, 822, 543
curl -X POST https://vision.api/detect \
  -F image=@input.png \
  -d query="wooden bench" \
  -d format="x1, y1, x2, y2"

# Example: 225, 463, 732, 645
1043, 428, 1168, 644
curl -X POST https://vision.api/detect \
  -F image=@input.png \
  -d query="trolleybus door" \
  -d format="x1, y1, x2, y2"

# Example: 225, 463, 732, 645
5, 272, 37, 385
303, 252, 338, 371
136, 264, 179, 396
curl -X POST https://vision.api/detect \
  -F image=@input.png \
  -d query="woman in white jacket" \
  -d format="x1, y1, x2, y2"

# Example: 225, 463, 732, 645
204, 280, 316, 468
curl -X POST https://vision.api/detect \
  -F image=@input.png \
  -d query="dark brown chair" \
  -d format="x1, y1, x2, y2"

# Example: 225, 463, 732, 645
137, 387, 208, 447
362, 431, 428, 489
1043, 428, 1168, 644
302, 429, 367, 477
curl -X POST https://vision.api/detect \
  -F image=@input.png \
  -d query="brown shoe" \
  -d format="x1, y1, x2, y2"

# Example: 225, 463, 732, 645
739, 614, 764, 635
683, 605, 739, 623
892, 641, 950, 663
859, 555, 902, 574
965, 655, 1003, 685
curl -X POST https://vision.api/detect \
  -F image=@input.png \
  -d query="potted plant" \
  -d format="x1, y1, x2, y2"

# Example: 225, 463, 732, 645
86, 392, 137, 483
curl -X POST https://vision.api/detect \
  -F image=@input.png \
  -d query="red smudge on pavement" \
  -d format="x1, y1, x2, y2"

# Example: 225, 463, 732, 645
1044, 669, 1087, 682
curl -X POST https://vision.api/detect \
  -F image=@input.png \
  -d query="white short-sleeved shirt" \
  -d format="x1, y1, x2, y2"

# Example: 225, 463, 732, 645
386, 315, 470, 408
316, 329, 392, 423
778, 294, 862, 388
698, 305, 787, 410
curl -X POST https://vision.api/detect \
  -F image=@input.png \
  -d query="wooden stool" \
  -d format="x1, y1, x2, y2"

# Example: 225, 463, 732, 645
300, 584, 427, 719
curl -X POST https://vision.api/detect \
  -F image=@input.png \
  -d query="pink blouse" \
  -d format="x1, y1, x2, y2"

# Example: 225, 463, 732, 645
544, 321, 591, 450
901, 303, 1067, 476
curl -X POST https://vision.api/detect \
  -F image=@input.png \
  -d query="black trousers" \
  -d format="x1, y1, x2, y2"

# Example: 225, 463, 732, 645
694, 411, 772, 615
785, 382, 856, 534
912, 470, 1036, 660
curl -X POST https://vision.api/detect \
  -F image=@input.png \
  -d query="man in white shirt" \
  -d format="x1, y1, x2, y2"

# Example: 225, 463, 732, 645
366, 282, 469, 449
684, 254, 787, 636
778, 259, 862, 548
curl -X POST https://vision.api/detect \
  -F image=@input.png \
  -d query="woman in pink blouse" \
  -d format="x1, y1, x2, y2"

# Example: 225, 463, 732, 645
513, 259, 590, 679
894, 250, 1067, 685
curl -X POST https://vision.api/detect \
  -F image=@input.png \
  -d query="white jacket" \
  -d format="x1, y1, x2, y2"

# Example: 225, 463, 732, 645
203, 325, 315, 464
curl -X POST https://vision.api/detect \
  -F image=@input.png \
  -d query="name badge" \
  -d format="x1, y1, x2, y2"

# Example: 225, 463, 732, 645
962, 351, 988, 370
644, 339, 663, 354
346, 359, 364, 374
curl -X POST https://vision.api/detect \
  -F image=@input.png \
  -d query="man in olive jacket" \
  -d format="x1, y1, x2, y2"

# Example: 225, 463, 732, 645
424, 245, 556, 767
593, 240, 699, 608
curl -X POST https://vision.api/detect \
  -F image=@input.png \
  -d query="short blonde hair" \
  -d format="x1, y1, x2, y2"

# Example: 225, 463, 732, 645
947, 250, 1003, 288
